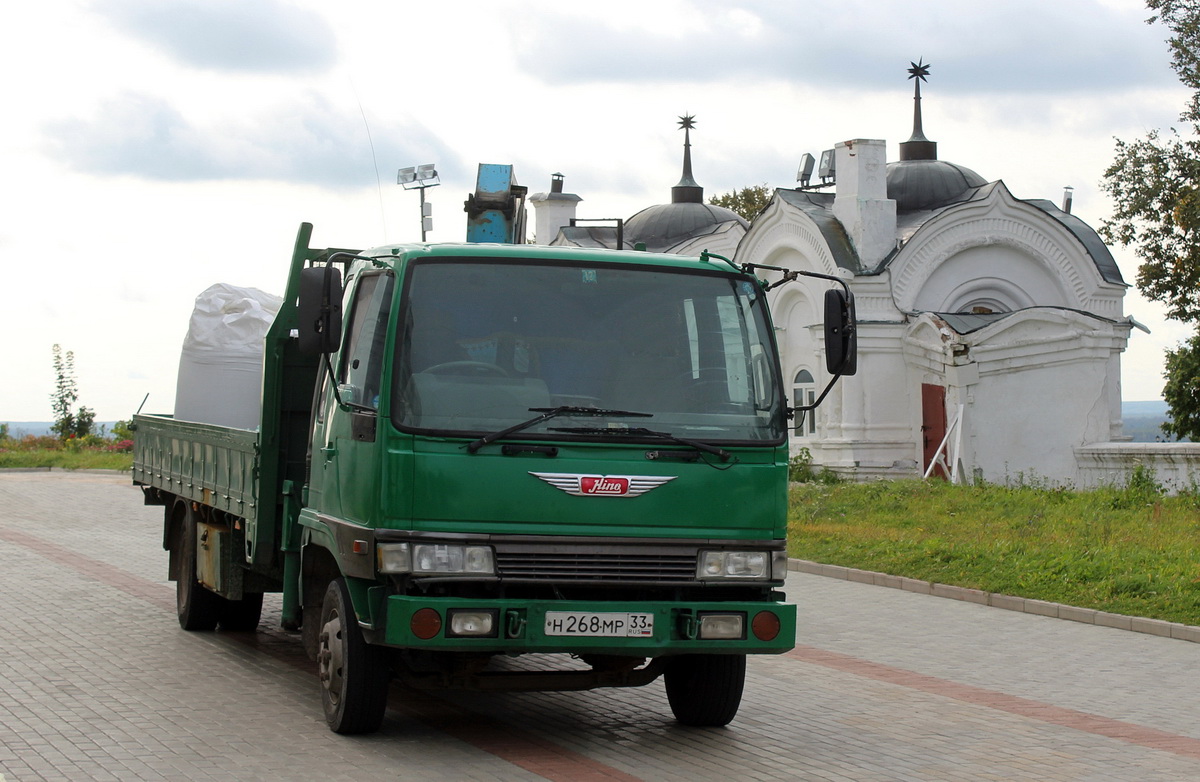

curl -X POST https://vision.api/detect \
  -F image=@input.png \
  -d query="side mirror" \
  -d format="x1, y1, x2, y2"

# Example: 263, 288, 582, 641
824, 288, 857, 376
297, 265, 343, 356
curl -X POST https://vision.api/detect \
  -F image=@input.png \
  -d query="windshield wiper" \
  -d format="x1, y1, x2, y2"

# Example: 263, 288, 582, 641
466, 406, 652, 454
547, 426, 732, 462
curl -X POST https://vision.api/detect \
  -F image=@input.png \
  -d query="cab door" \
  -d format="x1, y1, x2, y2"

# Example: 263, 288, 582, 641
319, 271, 395, 525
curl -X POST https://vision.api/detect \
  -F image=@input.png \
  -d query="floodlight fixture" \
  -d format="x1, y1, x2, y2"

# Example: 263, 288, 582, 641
818, 149, 836, 182
398, 162, 441, 240
797, 153, 815, 187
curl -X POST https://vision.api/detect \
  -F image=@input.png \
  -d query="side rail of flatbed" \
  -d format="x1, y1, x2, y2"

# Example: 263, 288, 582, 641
131, 413, 260, 523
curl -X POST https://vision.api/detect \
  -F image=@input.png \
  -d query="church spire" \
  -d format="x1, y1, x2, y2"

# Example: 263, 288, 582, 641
900, 59, 938, 161
671, 114, 704, 203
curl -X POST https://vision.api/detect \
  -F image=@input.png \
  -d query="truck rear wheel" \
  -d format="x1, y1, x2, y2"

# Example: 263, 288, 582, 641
318, 578, 390, 734
218, 593, 264, 632
176, 509, 221, 631
663, 653, 746, 727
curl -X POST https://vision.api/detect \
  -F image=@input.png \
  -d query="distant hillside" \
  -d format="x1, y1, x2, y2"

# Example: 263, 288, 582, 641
2, 405, 1185, 443
1123, 400, 1168, 417
2, 422, 123, 438
1121, 401, 1188, 443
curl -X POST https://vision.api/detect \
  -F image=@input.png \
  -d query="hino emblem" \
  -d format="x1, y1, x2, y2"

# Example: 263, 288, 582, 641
530, 472, 676, 497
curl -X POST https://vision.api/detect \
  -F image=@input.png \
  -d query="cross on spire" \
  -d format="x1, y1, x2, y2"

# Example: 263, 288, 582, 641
907, 58, 931, 142
901, 58, 938, 161
672, 113, 703, 203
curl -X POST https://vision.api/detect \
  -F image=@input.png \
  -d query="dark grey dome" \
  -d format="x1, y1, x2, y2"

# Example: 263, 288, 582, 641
886, 160, 987, 212
624, 202, 747, 251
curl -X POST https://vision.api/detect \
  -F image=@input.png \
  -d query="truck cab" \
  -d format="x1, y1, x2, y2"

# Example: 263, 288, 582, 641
297, 241, 796, 730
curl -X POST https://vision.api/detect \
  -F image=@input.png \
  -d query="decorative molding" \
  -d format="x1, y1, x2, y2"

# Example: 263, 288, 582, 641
738, 201, 842, 278
890, 187, 1114, 313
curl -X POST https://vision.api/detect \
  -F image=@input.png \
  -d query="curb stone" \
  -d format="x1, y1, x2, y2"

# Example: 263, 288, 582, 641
789, 558, 1200, 644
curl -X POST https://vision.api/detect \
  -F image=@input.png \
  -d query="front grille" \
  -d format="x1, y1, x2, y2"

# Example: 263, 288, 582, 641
495, 546, 698, 584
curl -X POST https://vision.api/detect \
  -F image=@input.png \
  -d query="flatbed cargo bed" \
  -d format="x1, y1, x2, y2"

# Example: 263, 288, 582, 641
131, 413, 260, 521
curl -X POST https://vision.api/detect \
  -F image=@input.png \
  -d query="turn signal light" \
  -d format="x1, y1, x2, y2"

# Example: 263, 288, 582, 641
411, 607, 442, 640
752, 610, 781, 642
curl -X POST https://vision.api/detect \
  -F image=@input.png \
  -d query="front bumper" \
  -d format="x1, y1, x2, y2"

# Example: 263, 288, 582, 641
380, 595, 796, 655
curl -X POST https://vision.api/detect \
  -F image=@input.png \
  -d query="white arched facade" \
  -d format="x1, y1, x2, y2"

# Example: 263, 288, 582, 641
736, 178, 1131, 484
889, 183, 1126, 319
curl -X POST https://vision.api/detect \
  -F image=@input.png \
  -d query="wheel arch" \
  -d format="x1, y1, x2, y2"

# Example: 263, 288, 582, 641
301, 541, 343, 659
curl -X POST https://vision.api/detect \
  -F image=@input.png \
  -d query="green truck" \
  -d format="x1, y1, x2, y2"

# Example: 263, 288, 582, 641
134, 214, 855, 734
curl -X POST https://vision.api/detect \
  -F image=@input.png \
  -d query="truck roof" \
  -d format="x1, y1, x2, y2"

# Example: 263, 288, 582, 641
359, 242, 744, 274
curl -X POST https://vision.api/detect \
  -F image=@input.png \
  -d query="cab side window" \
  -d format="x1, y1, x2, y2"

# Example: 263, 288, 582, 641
339, 273, 395, 409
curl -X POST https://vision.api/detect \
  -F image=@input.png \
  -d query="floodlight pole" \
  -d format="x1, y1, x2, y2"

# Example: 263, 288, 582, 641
418, 186, 430, 241
398, 164, 440, 242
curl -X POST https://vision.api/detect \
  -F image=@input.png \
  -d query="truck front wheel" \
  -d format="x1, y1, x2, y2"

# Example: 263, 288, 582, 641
663, 653, 746, 727
317, 578, 390, 734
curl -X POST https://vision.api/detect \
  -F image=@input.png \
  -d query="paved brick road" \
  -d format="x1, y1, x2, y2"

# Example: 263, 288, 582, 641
1, 471, 1198, 781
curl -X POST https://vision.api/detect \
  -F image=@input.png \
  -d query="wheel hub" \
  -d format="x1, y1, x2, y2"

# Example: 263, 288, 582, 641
318, 609, 345, 705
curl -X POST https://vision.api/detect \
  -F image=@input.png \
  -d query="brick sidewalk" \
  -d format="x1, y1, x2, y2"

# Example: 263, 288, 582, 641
2, 471, 1198, 781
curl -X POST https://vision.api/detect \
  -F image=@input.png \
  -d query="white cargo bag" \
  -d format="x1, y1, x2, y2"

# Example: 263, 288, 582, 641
174, 283, 283, 429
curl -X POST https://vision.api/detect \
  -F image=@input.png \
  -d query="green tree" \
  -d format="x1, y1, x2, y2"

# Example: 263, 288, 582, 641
1161, 332, 1200, 440
49, 344, 95, 440
709, 184, 772, 222
1101, 0, 1200, 438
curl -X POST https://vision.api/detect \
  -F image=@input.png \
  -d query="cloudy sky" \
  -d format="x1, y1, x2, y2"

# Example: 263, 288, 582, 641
1, 0, 1191, 423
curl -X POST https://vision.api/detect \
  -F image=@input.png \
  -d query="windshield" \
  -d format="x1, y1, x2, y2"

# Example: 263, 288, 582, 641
392, 258, 785, 444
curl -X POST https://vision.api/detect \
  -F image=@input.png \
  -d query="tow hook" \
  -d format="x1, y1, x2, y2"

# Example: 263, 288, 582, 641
505, 610, 527, 639
677, 611, 699, 641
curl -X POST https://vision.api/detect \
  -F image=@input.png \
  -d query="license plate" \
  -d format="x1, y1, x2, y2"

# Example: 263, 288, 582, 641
543, 611, 654, 637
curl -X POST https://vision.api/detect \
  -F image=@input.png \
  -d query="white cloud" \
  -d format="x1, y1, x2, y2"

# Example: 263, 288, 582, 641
97, 0, 338, 74
43, 91, 462, 187
0, 0, 1190, 420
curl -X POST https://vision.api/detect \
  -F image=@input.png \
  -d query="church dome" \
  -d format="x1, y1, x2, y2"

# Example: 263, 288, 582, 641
625, 202, 747, 251
886, 60, 987, 213
617, 115, 748, 252
886, 159, 987, 212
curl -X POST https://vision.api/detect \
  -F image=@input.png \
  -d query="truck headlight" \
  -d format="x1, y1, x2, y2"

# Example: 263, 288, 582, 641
377, 542, 411, 574
413, 543, 495, 575
377, 543, 496, 575
698, 550, 771, 580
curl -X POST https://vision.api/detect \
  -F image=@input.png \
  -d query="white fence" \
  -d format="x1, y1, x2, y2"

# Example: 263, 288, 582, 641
1075, 442, 1200, 494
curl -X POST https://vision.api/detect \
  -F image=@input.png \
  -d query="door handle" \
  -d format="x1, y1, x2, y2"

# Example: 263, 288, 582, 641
321, 443, 337, 459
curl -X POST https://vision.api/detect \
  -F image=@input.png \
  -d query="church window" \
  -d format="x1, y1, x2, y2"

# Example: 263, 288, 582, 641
793, 369, 816, 436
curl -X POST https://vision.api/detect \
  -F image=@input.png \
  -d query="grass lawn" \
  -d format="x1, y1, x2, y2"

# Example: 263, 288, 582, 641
0, 433, 133, 471
788, 476, 1200, 626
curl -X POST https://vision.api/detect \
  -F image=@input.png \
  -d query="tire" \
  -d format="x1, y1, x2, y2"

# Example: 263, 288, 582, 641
663, 654, 746, 727
317, 578, 390, 734
176, 508, 221, 631
218, 592, 264, 632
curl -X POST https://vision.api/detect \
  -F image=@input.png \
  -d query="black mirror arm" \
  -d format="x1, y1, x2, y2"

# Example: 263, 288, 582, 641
322, 354, 351, 412
786, 373, 844, 421
741, 262, 851, 297
320, 353, 376, 415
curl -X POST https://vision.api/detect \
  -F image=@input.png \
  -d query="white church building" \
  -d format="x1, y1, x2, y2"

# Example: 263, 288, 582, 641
530, 68, 1200, 489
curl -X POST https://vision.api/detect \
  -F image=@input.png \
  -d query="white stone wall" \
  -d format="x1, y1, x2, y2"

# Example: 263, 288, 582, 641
831, 139, 896, 268
529, 192, 582, 246
903, 310, 1131, 485
1076, 443, 1200, 494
